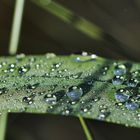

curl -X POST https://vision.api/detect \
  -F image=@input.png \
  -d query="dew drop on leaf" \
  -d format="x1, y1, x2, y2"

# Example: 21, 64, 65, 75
125, 102, 139, 110
0, 87, 8, 95
115, 88, 131, 102
114, 64, 126, 76
66, 86, 83, 101
44, 90, 65, 104
27, 83, 40, 90
22, 96, 34, 105
18, 65, 30, 75
112, 75, 124, 85
44, 94, 57, 105
16, 53, 25, 61
127, 78, 139, 87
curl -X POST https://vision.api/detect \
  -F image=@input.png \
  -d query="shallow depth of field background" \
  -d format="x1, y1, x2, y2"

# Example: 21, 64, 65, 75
1, 0, 140, 140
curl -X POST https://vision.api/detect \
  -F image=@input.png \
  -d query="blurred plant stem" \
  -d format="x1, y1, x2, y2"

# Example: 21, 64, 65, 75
0, 113, 8, 140
31, 0, 103, 40
79, 116, 93, 140
9, 0, 25, 55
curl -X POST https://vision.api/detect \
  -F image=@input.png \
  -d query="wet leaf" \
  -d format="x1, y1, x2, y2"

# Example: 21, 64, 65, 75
0, 53, 140, 128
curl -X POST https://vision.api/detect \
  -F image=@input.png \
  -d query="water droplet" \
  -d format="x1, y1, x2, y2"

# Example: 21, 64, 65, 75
115, 88, 131, 102
131, 70, 140, 78
115, 102, 123, 107
81, 104, 92, 113
29, 57, 36, 63
69, 72, 83, 79
112, 76, 124, 85
92, 96, 100, 102
44, 94, 57, 105
82, 51, 88, 56
114, 64, 126, 76
27, 83, 40, 90
18, 65, 30, 75
16, 53, 25, 60
101, 66, 109, 75
0, 87, 8, 95
62, 106, 73, 115
125, 102, 139, 110
44, 90, 65, 104
90, 54, 97, 59
22, 96, 33, 105
52, 62, 62, 69
127, 78, 139, 87
75, 57, 81, 62
46, 53, 56, 59
66, 86, 83, 101
98, 111, 110, 120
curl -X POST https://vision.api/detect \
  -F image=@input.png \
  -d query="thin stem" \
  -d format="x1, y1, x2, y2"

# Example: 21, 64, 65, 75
0, 113, 8, 140
9, 0, 25, 55
79, 116, 93, 140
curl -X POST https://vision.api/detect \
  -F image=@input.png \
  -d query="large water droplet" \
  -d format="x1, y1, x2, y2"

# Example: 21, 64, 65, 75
112, 76, 124, 85
115, 88, 131, 102
66, 86, 83, 101
114, 64, 126, 76
125, 102, 139, 110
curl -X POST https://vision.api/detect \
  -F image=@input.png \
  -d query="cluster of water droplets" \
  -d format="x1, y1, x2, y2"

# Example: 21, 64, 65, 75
113, 63, 140, 111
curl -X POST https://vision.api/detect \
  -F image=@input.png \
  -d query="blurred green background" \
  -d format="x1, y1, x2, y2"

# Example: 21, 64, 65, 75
1, 0, 140, 60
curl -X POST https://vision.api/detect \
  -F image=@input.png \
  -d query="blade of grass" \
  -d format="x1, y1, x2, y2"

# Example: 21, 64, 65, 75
9, 0, 25, 55
0, 113, 8, 140
31, 0, 103, 40
79, 116, 93, 140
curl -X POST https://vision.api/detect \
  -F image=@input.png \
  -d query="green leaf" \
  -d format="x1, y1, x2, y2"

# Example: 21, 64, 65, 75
0, 53, 140, 128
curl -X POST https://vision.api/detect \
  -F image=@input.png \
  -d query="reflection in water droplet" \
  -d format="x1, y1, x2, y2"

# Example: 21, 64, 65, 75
44, 90, 65, 105
0, 87, 8, 95
98, 111, 110, 120
114, 64, 126, 76
127, 78, 139, 87
115, 88, 131, 102
125, 102, 139, 110
18, 65, 30, 75
81, 104, 92, 113
112, 76, 124, 85
62, 106, 73, 115
131, 70, 140, 78
101, 66, 109, 75
44, 94, 57, 105
22, 96, 33, 105
66, 86, 83, 101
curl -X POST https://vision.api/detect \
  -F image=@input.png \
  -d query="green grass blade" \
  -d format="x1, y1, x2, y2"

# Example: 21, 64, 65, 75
31, 0, 103, 40
0, 54, 140, 128
79, 116, 93, 140
9, 0, 25, 55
